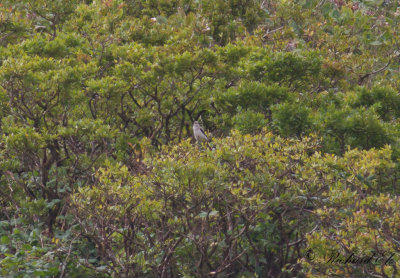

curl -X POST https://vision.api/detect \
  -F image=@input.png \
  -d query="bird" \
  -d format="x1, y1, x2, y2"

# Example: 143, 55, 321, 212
193, 121, 210, 143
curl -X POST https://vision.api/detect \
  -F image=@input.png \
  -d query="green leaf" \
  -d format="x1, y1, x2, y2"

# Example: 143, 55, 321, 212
1, 236, 10, 244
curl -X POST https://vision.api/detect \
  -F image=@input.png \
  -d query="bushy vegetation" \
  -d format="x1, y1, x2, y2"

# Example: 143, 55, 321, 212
0, 0, 399, 277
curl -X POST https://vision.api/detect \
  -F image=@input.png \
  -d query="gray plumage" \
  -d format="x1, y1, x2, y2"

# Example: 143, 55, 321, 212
193, 121, 209, 142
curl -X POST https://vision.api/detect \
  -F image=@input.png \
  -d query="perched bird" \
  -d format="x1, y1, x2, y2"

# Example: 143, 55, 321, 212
193, 121, 210, 143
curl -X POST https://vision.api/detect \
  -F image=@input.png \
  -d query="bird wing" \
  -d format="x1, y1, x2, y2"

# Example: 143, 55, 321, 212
200, 127, 209, 141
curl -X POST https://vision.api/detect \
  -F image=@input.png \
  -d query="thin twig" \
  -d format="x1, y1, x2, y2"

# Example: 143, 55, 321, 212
263, 26, 284, 38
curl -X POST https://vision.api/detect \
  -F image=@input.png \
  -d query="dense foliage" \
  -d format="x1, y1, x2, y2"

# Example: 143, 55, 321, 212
1, 0, 399, 277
